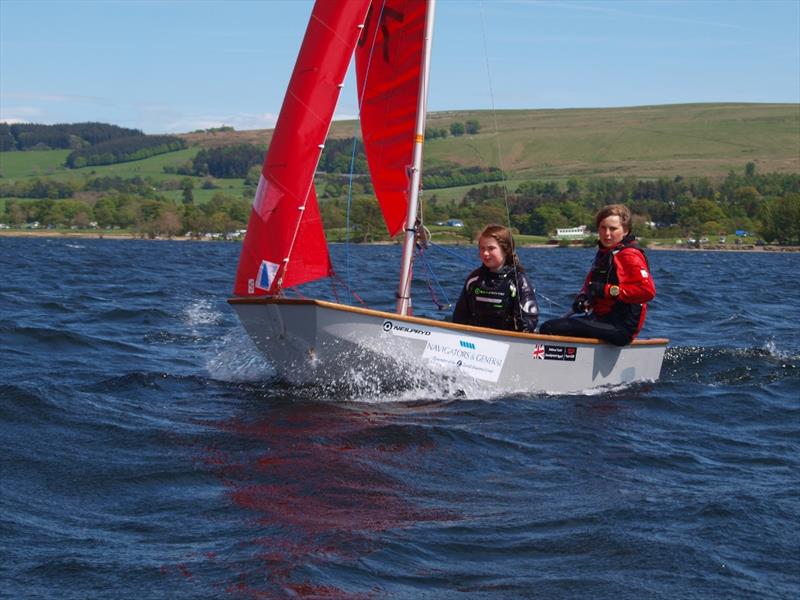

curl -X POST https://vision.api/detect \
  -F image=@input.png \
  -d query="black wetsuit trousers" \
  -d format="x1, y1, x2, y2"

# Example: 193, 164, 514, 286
539, 315, 632, 347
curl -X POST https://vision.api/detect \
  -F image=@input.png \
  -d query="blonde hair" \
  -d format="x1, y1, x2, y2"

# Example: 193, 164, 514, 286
479, 224, 523, 270
595, 204, 632, 233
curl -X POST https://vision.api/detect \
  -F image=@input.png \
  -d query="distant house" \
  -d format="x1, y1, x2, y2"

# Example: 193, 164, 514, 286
556, 225, 587, 239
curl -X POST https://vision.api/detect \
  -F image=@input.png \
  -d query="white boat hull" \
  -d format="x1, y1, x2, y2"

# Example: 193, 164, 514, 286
229, 298, 668, 395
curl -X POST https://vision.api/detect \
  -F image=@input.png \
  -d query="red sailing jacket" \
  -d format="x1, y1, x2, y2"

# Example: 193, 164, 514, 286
581, 237, 656, 338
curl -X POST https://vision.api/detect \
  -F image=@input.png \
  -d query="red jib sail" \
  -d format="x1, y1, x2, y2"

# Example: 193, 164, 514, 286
233, 0, 372, 296
355, 0, 427, 237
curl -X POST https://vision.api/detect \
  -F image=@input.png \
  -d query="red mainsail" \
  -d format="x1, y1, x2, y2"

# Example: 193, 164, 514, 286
233, 0, 372, 296
355, 0, 427, 237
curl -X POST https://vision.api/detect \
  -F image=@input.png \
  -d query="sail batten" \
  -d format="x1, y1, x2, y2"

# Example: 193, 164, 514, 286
233, 0, 372, 296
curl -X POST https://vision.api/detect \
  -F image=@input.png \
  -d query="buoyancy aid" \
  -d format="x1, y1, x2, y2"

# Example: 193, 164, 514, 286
456, 265, 539, 332
588, 235, 652, 338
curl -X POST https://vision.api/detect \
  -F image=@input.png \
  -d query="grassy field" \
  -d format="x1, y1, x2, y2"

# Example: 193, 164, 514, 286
2, 103, 797, 207
419, 103, 800, 178
0, 149, 72, 179
179, 102, 800, 179
0, 147, 199, 182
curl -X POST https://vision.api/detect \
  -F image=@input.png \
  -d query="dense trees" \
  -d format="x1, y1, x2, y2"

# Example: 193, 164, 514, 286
465, 120, 481, 134
1, 122, 143, 151
424, 166, 504, 189
3, 136, 799, 245
0, 191, 250, 238
415, 163, 800, 243
188, 144, 266, 178
449, 122, 465, 137
425, 127, 449, 140
758, 193, 800, 244
426, 120, 481, 140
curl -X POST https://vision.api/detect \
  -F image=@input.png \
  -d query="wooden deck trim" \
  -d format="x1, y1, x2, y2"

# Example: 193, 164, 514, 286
228, 296, 670, 347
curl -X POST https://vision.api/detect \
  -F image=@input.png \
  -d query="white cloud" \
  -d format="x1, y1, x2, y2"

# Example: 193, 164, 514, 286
161, 112, 280, 134
0, 106, 44, 123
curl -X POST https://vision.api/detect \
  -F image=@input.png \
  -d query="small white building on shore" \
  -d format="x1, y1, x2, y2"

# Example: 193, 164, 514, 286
555, 225, 587, 239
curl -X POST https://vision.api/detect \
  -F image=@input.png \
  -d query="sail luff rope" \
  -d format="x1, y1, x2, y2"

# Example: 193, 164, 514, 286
274, 91, 336, 292
278, 6, 371, 294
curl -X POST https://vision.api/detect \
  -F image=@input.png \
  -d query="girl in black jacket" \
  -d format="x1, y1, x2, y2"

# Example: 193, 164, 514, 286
452, 225, 539, 332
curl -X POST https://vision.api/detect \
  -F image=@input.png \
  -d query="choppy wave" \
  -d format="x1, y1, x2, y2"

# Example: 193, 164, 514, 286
2, 239, 798, 599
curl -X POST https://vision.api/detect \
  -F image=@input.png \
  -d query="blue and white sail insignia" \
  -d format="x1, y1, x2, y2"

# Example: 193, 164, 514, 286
255, 260, 280, 291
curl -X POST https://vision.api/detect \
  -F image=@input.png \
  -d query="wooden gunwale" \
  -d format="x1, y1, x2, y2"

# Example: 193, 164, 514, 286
228, 296, 670, 347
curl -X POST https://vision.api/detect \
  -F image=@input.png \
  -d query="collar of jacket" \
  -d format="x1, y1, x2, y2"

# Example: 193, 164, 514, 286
596, 234, 638, 254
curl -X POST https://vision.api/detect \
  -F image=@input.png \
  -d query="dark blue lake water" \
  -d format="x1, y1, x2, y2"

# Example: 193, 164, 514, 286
1, 237, 798, 599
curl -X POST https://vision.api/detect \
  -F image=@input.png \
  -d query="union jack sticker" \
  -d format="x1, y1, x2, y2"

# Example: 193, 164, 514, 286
532, 344, 545, 359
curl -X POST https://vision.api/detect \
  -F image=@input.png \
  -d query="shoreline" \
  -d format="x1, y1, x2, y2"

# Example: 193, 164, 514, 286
1, 230, 798, 252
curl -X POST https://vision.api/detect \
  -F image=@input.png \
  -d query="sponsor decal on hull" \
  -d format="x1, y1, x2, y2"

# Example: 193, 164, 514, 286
423, 332, 509, 382
532, 344, 577, 361
382, 320, 433, 338
380, 320, 509, 382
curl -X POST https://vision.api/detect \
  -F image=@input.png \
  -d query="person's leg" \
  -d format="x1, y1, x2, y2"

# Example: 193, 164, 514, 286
539, 316, 631, 346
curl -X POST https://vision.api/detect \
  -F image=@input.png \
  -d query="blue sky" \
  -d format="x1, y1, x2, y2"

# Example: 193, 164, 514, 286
1, 0, 798, 134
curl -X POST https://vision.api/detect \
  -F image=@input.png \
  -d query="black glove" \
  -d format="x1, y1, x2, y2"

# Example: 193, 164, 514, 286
588, 281, 605, 299
572, 293, 591, 314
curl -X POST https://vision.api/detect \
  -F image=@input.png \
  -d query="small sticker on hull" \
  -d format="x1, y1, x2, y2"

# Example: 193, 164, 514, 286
533, 345, 577, 361
382, 320, 432, 338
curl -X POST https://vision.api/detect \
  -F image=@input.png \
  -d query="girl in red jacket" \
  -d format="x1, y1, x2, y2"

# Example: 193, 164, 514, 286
539, 204, 656, 346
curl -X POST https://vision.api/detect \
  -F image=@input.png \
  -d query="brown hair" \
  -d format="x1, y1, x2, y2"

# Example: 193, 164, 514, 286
479, 224, 523, 270
595, 204, 632, 233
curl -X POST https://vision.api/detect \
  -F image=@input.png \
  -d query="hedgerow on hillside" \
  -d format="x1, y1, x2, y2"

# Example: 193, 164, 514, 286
65, 135, 186, 168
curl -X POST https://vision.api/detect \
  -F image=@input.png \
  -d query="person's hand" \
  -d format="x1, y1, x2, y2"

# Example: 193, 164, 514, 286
572, 293, 591, 314
588, 281, 605, 299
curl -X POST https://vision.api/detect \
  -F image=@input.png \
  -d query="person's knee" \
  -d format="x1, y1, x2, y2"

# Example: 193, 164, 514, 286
539, 319, 566, 335
607, 330, 633, 346
539, 320, 555, 334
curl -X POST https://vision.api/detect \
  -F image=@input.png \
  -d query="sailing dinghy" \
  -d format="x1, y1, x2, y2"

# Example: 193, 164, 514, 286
228, 0, 668, 394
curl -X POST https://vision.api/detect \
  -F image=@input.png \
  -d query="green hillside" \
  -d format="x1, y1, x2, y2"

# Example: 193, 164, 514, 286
1, 103, 798, 244
179, 102, 800, 179
0, 147, 198, 183
421, 103, 800, 179
3, 103, 797, 185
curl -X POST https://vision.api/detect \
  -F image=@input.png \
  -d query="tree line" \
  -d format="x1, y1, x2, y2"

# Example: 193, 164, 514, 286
2, 174, 171, 200
2, 162, 798, 244
65, 135, 186, 168
425, 119, 481, 139
0, 122, 143, 152
1, 191, 250, 239
171, 136, 497, 189
421, 164, 800, 244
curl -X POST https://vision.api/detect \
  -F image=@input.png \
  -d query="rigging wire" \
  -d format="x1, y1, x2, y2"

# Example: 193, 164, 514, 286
416, 247, 451, 310
427, 240, 474, 265
478, 0, 554, 315
478, 1, 514, 232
